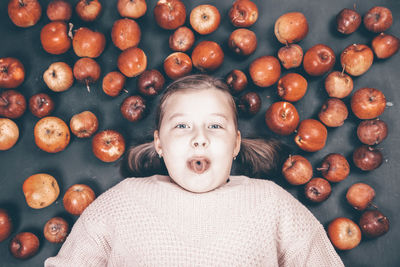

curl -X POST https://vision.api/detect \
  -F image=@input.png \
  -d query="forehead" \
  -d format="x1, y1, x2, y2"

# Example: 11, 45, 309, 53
162, 89, 235, 119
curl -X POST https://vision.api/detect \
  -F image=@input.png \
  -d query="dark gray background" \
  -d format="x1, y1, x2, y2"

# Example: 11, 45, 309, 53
0, 0, 399, 266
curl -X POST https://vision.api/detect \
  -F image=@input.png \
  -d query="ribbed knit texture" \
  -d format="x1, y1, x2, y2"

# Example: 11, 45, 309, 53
45, 175, 344, 267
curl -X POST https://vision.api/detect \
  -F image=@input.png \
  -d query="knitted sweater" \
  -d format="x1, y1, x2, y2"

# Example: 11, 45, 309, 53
45, 175, 344, 267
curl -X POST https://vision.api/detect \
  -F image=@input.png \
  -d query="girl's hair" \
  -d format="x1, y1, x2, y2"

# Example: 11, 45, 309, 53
126, 74, 286, 179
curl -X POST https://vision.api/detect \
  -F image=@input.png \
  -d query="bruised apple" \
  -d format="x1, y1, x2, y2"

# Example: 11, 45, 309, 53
92, 130, 126, 162
70, 111, 98, 138
63, 184, 95, 215
46, 0, 72, 21
169, 26, 195, 52
357, 119, 388, 145
43, 217, 69, 243
23, 173, 60, 209
372, 33, 399, 59
328, 217, 361, 250
0, 118, 19, 151
121, 95, 147, 122
304, 178, 331, 203
228, 28, 257, 56
228, 0, 258, 27
282, 155, 312, 185
277, 44, 303, 69
324, 71, 353, 99
225, 69, 247, 94
318, 98, 348, 127
29, 93, 55, 118
274, 12, 308, 44
0, 57, 25, 89
341, 44, 373, 76
75, 0, 102, 22
0, 90, 27, 119
34, 116, 70, 153
363, 6, 393, 33
43, 62, 74, 92
8, 0, 42, 28
346, 183, 375, 210
153, 0, 186, 30
117, 0, 147, 19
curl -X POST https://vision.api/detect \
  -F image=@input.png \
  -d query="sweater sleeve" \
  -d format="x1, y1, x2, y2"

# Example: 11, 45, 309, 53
268, 182, 344, 267
44, 216, 110, 267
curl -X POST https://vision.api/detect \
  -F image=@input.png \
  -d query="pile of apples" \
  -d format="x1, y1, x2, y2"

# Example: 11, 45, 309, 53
1, 0, 399, 260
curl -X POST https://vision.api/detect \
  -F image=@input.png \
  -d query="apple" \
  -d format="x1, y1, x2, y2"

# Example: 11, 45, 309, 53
117, 47, 147, 77
249, 56, 281, 87
0, 118, 19, 151
359, 210, 389, 238
363, 6, 393, 33
111, 18, 141, 51
336, 8, 361, 34
294, 119, 327, 152
318, 98, 348, 127
137, 70, 165, 97
92, 130, 126, 162
353, 145, 383, 171
277, 73, 308, 102
0, 90, 26, 119
303, 44, 335, 76
43, 217, 69, 243
237, 92, 261, 116
72, 27, 106, 58
34, 116, 70, 153
328, 217, 361, 250
163, 52, 192, 80
46, 0, 72, 21
225, 69, 247, 94
40, 21, 71, 55
102, 71, 126, 97
304, 178, 331, 203
324, 71, 353, 98
23, 173, 60, 209
265, 101, 299, 135
9, 232, 39, 259
351, 87, 386, 120
357, 119, 388, 145
0, 208, 13, 242
191, 41, 224, 72
117, 0, 147, 19
0, 57, 25, 89
8, 0, 42, 28
63, 184, 95, 215
317, 153, 350, 182
228, 28, 257, 56
190, 4, 220, 35
75, 0, 102, 22
277, 44, 303, 69
340, 44, 373, 76
346, 183, 375, 210
372, 33, 399, 59
274, 12, 308, 44
228, 0, 258, 27
121, 95, 147, 122
169, 26, 195, 52
73, 57, 101, 92
29, 93, 55, 118
282, 155, 313, 185
43, 62, 74, 92
70, 111, 98, 138
153, 0, 186, 30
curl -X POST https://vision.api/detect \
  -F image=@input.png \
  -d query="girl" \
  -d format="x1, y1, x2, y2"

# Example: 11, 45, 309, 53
45, 74, 344, 266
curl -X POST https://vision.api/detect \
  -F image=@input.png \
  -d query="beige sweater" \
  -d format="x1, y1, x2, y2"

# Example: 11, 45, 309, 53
45, 175, 343, 267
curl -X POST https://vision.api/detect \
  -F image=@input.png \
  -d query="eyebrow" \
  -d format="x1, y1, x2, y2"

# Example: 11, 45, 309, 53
167, 113, 229, 121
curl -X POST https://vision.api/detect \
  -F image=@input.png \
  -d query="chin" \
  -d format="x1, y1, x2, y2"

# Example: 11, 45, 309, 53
173, 172, 227, 193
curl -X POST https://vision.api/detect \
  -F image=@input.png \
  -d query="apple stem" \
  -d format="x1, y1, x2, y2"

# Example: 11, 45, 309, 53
285, 40, 289, 48
316, 167, 328, 171
123, 89, 128, 94
68, 23, 74, 40
18, 0, 25, 7
341, 64, 346, 76
369, 202, 379, 209
85, 81, 91, 93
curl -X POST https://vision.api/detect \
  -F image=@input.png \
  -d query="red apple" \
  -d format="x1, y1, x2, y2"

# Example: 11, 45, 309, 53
249, 56, 281, 87
353, 145, 383, 171
336, 8, 361, 34
46, 0, 72, 21
0, 90, 26, 119
363, 6, 393, 33
191, 41, 224, 72
29, 93, 55, 118
340, 44, 373, 76
169, 26, 195, 52
43, 62, 74, 92
73, 58, 101, 92
328, 217, 361, 250
359, 210, 390, 238
274, 12, 308, 44
72, 27, 106, 58
102, 71, 126, 97
0, 118, 19, 151
318, 98, 348, 127
0, 57, 25, 89
8, 0, 42, 28
63, 184, 95, 215
137, 70, 165, 97
75, 0, 102, 22
153, 0, 186, 30
163, 52, 192, 80
190, 4, 220, 35
43, 217, 69, 243
9, 232, 39, 259
304, 178, 331, 203
229, 0, 258, 27
282, 155, 313, 185
351, 87, 386, 120
372, 33, 399, 59
118, 47, 147, 77
265, 101, 299, 136
117, 0, 147, 19
346, 183, 375, 210
324, 71, 353, 98
225, 69, 247, 94
70, 111, 98, 138
303, 44, 335, 76
111, 18, 141, 51
277, 73, 308, 102
237, 92, 261, 116
40, 21, 71, 55
92, 130, 126, 162
357, 119, 388, 145
120, 95, 147, 122
317, 153, 350, 182
294, 119, 327, 152
277, 44, 303, 69
228, 28, 257, 56
0, 208, 13, 242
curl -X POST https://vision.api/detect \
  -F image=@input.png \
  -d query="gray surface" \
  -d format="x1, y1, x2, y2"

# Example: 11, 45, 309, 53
0, 0, 399, 266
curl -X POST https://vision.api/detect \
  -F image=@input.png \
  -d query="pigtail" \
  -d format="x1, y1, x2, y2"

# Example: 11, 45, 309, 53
126, 141, 168, 177
235, 138, 288, 179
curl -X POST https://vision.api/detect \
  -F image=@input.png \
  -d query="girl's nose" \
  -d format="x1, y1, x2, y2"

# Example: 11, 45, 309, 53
191, 128, 209, 148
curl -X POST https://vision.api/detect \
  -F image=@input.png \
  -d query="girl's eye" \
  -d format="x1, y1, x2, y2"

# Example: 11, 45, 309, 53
209, 124, 222, 129
175, 124, 189, 129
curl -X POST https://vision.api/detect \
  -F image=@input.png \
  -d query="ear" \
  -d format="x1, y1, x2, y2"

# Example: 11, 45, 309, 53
234, 130, 241, 157
154, 130, 162, 155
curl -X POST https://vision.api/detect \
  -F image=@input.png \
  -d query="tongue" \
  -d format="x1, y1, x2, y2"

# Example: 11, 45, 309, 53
189, 159, 209, 174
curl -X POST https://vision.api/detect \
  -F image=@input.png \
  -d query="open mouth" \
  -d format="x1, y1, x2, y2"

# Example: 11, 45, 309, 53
187, 157, 211, 174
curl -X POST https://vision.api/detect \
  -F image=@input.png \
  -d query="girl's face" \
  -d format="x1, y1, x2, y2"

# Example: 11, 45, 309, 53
154, 88, 241, 193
